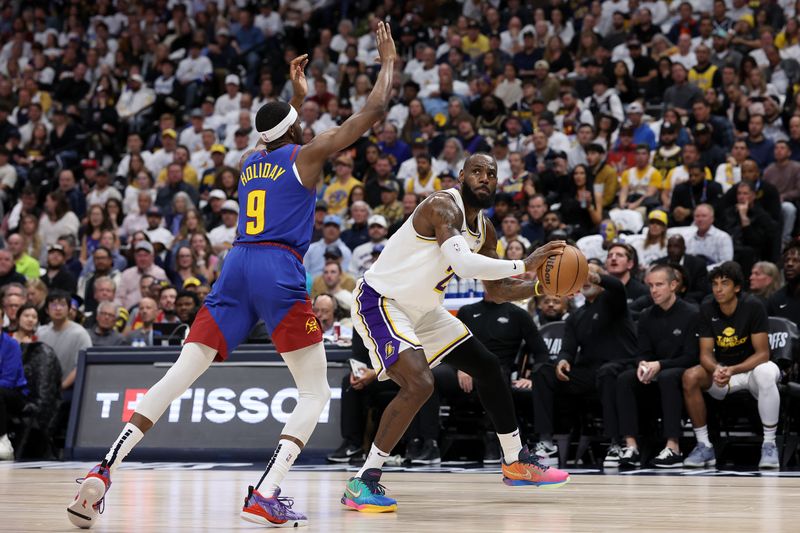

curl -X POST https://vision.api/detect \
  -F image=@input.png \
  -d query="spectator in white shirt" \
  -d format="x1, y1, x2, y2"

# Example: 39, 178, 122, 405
331, 19, 354, 54
178, 109, 206, 153
215, 74, 242, 117
224, 129, 251, 168
116, 133, 154, 180
411, 46, 439, 92
208, 200, 239, 254
685, 203, 733, 270
120, 191, 152, 240
115, 74, 155, 131
86, 170, 122, 208
190, 129, 216, 174
176, 42, 213, 108
223, 110, 259, 149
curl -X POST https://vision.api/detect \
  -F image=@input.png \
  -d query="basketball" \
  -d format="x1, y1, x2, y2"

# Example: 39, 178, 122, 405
536, 245, 588, 296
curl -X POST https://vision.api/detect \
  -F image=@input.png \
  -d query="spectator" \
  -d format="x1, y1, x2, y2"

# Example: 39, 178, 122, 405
372, 181, 404, 227
605, 243, 650, 302
124, 297, 158, 346
763, 140, 800, 244
156, 286, 180, 325
3, 289, 24, 332
175, 290, 200, 325
619, 144, 663, 211
0, 302, 25, 460
633, 210, 669, 267
654, 235, 710, 303
341, 201, 371, 251
87, 301, 124, 347
40, 244, 76, 294
78, 247, 121, 314
585, 143, 619, 209
768, 242, 800, 322
118, 241, 167, 310
323, 155, 362, 217
718, 181, 780, 273
521, 194, 547, 245
36, 290, 92, 395
350, 215, 388, 277
682, 262, 780, 469
115, 74, 155, 131
6, 233, 39, 280
312, 262, 353, 313
686, 204, 733, 269
746, 114, 775, 170
533, 264, 636, 467
670, 163, 723, 226
13, 304, 39, 344
662, 63, 703, 115
208, 200, 238, 254
155, 162, 200, 213
304, 215, 352, 278
85, 170, 121, 209
38, 191, 79, 254
749, 261, 783, 304
615, 264, 700, 468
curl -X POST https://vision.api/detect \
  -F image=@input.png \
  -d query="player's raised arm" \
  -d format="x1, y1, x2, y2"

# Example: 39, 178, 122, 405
478, 221, 566, 301
288, 53, 309, 113
295, 21, 396, 184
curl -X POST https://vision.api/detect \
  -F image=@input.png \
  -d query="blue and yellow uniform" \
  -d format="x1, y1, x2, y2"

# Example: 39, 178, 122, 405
186, 144, 323, 357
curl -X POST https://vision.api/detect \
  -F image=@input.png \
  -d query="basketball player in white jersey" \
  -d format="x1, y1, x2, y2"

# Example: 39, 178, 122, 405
341, 153, 571, 513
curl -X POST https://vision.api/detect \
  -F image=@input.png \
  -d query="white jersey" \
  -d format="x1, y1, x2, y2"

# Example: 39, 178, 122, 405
364, 188, 487, 311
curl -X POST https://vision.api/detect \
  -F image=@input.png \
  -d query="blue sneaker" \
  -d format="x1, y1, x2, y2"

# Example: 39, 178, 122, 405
684, 442, 716, 468
759, 442, 779, 469
341, 468, 397, 513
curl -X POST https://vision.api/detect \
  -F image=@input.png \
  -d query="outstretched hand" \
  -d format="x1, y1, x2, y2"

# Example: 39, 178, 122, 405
289, 53, 309, 100
375, 20, 397, 64
524, 240, 566, 273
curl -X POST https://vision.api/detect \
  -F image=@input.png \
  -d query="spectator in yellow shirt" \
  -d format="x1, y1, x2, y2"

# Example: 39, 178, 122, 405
156, 145, 199, 188
462, 19, 490, 59
323, 154, 363, 217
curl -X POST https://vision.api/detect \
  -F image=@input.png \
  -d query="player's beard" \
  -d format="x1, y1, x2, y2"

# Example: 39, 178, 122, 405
461, 183, 495, 209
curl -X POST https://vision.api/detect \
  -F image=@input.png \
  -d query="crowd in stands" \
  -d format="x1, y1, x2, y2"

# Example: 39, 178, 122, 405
1, 0, 800, 467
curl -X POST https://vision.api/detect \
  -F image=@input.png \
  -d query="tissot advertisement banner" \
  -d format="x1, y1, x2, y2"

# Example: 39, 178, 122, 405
70, 362, 345, 458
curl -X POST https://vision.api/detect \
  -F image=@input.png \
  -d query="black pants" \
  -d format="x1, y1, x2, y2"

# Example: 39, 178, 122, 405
0, 387, 26, 436
339, 372, 399, 446
532, 363, 621, 438
616, 367, 686, 440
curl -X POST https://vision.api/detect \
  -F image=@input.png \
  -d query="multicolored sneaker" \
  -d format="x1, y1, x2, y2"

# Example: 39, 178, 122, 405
502, 446, 571, 487
67, 464, 112, 529
341, 468, 398, 513
241, 486, 308, 528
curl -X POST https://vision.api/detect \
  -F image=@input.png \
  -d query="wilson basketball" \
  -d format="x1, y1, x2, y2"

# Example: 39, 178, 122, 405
536, 245, 588, 296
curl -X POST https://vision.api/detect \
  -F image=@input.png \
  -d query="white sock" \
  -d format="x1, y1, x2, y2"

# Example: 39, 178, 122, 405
694, 425, 712, 448
357, 443, 390, 477
257, 439, 302, 495
498, 428, 524, 464
763, 425, 777, 445
104, 423, 144, 473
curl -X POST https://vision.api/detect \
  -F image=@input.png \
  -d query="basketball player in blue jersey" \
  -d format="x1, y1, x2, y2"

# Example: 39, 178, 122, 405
67, 22, 398, 529
341, 153, 571, 513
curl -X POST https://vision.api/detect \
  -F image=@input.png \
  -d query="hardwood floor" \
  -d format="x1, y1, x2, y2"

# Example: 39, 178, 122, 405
3, 467, 800, 532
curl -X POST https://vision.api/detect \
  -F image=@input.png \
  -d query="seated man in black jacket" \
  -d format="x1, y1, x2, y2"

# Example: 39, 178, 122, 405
532, 263, 637, 467
605, 242, 649, 303
615, 264, 700, 468
670, 163, 723, 226
719, 180, 780, 275
654, 235, 709, 303
767, 241, 800, 324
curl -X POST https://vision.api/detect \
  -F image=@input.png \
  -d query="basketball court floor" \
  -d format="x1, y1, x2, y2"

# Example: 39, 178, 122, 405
3, 462, 800, 532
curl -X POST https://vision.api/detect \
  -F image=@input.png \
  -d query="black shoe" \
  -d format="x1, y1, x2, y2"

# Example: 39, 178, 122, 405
327, 441, 363, 463
651, 447, 684, 468
483, 434, 502, 464
618, 446, 641, 468
411, 439, 441, 465
405, 438, 423, 462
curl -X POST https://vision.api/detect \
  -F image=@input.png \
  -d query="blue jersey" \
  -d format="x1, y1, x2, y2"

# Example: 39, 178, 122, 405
234, 144, 315, 255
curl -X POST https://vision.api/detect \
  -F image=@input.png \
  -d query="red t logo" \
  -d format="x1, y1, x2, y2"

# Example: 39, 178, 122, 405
122, 389, 148, 422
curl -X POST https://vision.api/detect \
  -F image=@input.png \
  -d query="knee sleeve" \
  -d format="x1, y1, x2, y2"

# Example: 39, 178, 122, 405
136, 342, 216, 423
752, 362, 780, 391
281, 342, 331, 445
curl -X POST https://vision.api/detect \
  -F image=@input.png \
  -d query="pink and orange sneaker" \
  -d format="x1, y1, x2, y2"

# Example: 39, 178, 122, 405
501, 446, 571, 487
241, 485, 308, 528
67, 464, 112, 529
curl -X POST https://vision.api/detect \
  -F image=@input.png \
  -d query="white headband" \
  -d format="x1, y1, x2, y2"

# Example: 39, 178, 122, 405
259, 106, 298, 143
